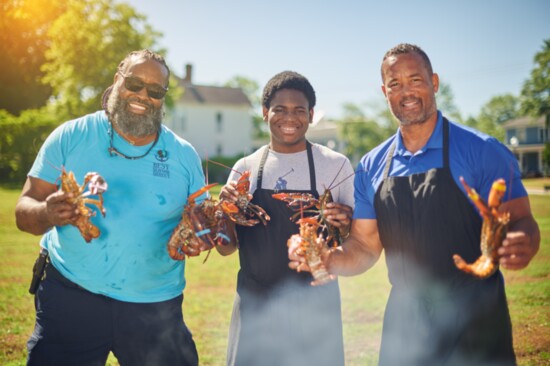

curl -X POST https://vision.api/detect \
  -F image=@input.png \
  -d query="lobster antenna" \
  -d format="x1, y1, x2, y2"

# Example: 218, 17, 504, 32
327, 159, 347, 190
330, 169, 359, 191
207, 159, 243, 176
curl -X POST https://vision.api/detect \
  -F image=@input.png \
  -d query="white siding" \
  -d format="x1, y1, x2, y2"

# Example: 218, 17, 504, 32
167, 104, 253, 159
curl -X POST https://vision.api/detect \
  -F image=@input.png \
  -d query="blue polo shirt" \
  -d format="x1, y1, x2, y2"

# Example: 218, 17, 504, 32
354, 112, 526, 219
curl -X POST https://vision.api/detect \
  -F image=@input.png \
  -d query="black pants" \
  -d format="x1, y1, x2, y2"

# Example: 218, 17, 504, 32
27, 264, 198, 366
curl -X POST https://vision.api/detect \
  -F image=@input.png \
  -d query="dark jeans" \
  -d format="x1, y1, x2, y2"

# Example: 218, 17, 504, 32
27, 263, 198, 366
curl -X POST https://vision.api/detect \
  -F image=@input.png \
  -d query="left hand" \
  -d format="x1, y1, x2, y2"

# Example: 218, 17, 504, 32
323, 202, 352, 235
498, 230, 537, 270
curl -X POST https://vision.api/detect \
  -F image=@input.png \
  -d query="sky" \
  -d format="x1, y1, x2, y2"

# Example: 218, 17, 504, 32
122, 0, 549, 120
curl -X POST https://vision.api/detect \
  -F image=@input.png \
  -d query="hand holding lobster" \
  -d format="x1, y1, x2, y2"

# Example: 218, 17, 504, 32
59, 168, 108, 243
287, 217, 336, 286
168, 183, 232, 261
453, 177, 510, 279
219, 171, 270, 226
273, 189, 352, 247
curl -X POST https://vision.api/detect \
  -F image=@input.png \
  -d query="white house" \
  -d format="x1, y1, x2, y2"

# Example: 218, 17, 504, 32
166, 64, 253, 159
504, 115, 548, 176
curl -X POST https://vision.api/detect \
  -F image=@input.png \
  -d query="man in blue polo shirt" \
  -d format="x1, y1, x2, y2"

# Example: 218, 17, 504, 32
15, 50, 203, 365
289, 43, 540, 365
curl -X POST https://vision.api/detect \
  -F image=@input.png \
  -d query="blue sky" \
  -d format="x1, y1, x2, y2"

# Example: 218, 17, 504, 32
123, 0, 549, 120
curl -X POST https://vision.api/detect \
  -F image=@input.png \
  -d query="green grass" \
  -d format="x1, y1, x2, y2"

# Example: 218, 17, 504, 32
0, 187, 548, 365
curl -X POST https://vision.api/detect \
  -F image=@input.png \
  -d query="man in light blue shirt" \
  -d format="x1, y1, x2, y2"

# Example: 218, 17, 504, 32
16, 49, 203, 366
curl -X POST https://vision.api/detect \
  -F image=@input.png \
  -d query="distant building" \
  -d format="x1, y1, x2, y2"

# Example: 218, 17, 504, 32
165, 64, 253, 159
504, 115, 548, 176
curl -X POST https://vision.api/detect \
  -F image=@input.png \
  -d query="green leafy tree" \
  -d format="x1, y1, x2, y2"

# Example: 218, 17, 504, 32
338, 103, 388, 163
520, 39, 550, 173
436, 81, 463, 123
42, 0, 165, 119
475, 94, 520, 142
520, 39, 550, 122
0, 0, 65, 114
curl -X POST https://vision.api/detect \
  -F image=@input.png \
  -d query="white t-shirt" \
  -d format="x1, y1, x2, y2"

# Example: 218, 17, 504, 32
227, 143, 355, 208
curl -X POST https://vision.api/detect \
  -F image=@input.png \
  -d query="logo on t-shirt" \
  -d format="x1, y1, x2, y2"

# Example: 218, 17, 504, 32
155, 149, 169, 162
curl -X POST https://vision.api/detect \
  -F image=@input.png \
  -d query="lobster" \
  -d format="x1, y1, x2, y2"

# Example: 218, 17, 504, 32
60, 168, 108, 243
287, 217, 333, 285
272, 160, 353, 246
453, 177, 510, 279
167, 183, 232, 261
209, 162, 270, 226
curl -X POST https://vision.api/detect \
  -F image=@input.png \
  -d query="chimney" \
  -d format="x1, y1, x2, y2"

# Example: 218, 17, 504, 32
183, 64, 192, 83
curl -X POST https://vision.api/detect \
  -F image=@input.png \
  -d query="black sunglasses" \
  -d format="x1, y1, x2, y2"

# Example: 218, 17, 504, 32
118, 72, 168, 99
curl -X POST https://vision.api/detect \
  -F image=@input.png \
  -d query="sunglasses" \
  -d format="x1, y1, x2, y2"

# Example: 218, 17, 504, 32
118, 72, 168, 99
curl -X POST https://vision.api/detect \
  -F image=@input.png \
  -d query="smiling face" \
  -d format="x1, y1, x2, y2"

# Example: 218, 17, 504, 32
107, 58, 169, 138
381, 52, 439, 127
263, 88, 313, 153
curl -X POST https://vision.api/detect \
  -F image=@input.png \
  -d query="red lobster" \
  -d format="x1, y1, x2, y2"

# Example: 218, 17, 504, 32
167, 183, 231, 261
287, 217, 333, 285
207, 160, 270, 226
60, 168, 108, 243
453, 177, 510, 279
272, 161, 353, 246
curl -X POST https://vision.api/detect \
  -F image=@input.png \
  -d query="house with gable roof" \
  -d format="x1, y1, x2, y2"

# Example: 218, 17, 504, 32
165, 64, 253, 160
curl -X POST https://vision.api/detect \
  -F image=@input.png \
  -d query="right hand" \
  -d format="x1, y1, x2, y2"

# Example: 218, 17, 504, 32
45, 190, 79, 227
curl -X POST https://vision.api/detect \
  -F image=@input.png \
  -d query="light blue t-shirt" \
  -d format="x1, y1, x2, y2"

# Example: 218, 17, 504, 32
29, 111, 206, 302
354, 112, 527, 219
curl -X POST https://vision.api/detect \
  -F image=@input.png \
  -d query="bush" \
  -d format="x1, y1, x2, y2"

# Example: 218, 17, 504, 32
0, 109, 59, 183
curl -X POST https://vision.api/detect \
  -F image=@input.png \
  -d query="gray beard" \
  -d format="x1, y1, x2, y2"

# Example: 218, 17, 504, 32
106, 87, 163, 137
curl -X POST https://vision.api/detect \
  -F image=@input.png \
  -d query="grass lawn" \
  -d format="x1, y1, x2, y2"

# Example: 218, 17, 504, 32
0, 186, 548, 365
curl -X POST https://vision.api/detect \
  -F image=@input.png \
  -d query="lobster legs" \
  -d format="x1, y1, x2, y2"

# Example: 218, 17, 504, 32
453, 178, 510, 279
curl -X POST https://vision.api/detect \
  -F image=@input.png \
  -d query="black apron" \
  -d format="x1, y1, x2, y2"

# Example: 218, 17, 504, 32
227, 142, 344, 366
374, 118, 515, 365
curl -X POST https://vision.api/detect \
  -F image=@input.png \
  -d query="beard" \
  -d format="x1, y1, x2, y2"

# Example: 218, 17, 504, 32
106, 86, 163, 137
390, 96, 436, 127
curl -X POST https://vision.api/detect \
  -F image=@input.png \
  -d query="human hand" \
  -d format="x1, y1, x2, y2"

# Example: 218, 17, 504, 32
288, 237, 338, 286
219, 181, 252, 203
45, 190, 78, 227
323, 202, 352, 236
498, 230, 538, 270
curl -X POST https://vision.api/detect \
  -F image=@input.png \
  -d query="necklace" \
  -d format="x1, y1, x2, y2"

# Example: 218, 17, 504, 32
108, 124, 159, 160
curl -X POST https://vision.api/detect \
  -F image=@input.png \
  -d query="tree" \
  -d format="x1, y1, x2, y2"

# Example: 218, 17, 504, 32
474, 94, 520, 142
42, 0, 164, 119
520, 39, 550, 173
520, 39, 550, 123
436, 81, 463, 123
0, 0, 65, 114
338, 103, 389, 164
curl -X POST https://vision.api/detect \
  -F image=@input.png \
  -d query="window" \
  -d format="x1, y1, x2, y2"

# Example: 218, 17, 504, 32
216, 112, 222, 132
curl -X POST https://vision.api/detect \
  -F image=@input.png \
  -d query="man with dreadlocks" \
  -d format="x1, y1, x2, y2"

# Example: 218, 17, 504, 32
15, 50, 203, 365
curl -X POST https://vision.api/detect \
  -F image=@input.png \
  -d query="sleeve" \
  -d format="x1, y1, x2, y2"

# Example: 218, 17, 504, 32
352, 162, 376, 219
476, 137, 527, 202
28, 122, 70, 185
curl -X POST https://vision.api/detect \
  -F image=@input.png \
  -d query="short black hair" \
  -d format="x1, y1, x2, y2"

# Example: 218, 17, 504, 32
262, 71, 316, 109
102, 49, 170, 110
381, 43, 433, 81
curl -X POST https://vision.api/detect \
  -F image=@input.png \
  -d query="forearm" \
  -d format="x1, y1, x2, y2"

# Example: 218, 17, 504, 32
15, 197, 53, 235
327, 236, 381, 276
